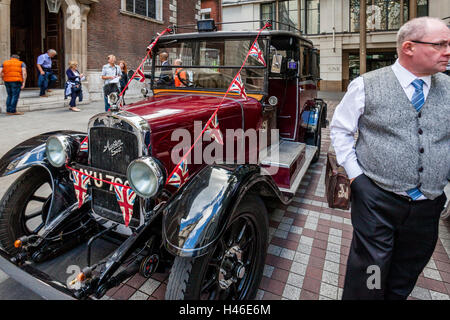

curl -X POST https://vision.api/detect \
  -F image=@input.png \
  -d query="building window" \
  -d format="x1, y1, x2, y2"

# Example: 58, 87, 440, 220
261, 0, 319, 35
201, 8, 211, 20
261, 2, 275, 27
305, 0, 319, 34
417, 0, 428, 17
350, 0, 412, 32
279, 0, 298, 32
125, 0, 162, 20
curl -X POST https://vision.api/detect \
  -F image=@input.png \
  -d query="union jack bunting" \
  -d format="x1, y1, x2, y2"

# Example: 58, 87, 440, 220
113, 185, 137, 227
229, 73, 247, 100
135, 66, 146, 83
249, 42, 266, 66
80, 137, 88, 152
147, 41, 156, 53
206, 113, 224, 145
72, 170, 90, 209
167, 159, 189, 188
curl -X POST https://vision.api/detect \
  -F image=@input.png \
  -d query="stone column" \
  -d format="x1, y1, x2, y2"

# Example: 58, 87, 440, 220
359, 0, 367, 75
0, 0, 10, 66
169, 0, 177, 25
61, 0, 94, 101
409, 0, 417, 20
0, 0, 11, 112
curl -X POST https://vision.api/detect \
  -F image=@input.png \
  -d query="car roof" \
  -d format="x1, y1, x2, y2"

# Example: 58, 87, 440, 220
157, 30, 314, 47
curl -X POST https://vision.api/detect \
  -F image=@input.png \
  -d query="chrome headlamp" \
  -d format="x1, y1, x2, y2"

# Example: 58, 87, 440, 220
108, 92, 119, 105
45, 135, 72, 168
127, 157, 166, 198
141, 87, 149, 97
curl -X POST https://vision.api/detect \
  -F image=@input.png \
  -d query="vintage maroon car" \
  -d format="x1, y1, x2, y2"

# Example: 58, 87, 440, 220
0, 24, 326, 300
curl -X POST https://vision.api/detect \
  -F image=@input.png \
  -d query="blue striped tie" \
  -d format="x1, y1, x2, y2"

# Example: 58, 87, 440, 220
407, 79, 425, 200
411, 79, 425, 112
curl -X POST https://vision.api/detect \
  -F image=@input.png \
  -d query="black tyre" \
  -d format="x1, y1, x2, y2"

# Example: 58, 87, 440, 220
165, 195, 269, 300
0, 167, 52, 254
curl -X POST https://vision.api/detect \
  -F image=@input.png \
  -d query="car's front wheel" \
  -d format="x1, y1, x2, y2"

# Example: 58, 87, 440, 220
0, 166, 52, 254
165, 195, 269, 300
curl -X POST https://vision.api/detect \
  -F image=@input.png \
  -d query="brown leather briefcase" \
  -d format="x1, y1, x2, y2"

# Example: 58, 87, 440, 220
325, 150, 351, 210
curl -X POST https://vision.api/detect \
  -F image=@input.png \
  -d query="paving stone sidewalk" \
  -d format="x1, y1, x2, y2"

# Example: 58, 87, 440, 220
105, 100, 450, 301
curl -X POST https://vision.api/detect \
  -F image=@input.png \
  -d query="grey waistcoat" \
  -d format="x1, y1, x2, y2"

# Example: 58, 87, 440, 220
356, 66, 450, 200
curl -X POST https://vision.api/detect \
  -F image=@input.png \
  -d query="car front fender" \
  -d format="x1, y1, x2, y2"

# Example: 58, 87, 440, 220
0, 131, 87, 177
0, 131, 88, 224
162, 164, 288, 258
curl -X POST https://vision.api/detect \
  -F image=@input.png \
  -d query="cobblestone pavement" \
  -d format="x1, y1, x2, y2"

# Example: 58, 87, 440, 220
103, 100, 450, 301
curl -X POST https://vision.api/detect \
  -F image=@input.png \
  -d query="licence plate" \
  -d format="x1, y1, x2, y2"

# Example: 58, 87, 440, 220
71, 164, 129, 193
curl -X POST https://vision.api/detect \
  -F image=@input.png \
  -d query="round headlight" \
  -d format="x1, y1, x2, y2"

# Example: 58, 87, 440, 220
46, 135, 71, 168
127, 157, 166, 198
268, 96, 278, 106
108, 92, 119, 105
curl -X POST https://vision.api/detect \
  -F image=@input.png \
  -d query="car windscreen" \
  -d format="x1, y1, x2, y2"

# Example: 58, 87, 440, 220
152, 38, 267, 93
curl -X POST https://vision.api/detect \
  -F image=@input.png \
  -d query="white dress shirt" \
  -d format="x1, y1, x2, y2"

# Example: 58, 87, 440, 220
330, 59, 431, 200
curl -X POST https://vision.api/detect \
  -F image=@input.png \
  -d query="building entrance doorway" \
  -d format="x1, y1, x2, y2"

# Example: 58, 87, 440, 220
10, 0, 65, 88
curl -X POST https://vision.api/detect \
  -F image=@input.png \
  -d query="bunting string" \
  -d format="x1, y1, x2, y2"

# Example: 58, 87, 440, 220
118, 27, 173, 106
165, 21, 272, 186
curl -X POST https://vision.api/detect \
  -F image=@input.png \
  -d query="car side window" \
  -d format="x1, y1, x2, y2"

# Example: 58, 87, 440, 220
301, 46, 312, 80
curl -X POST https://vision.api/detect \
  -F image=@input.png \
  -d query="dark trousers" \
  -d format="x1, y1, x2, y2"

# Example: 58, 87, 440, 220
342, 174, 446, 300
38, 71, 57, 96
69, 89, 83, 107
5, 81, 22, 113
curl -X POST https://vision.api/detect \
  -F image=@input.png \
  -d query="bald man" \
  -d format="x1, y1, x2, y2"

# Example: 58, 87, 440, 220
330, 17, 450, 300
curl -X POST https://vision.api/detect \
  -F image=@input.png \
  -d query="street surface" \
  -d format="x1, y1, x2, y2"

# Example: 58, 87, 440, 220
0, 96, 449, 300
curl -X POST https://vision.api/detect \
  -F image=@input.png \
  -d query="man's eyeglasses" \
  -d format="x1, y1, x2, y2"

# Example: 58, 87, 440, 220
410, 40, 450, 52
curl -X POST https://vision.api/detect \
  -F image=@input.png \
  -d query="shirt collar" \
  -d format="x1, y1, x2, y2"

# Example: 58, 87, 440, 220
392, 59, 431, 89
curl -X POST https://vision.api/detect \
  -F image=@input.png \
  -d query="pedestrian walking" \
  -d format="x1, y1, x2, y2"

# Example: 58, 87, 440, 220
118, 60, 128, 105
65, 61, 85, 112
101, 54, 122, 112
330, 17, 450, 300
37, 49, 58, 97
0, 54, 27, 115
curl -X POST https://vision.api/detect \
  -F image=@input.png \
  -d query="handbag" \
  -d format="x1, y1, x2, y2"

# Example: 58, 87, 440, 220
72, 81, 81, 93
325, 150, 351, 210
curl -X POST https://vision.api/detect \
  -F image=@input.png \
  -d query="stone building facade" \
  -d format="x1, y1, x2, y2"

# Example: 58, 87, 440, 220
0, 0, 200, 110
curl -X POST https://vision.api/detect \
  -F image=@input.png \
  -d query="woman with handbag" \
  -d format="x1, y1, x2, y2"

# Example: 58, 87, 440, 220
65, 61, 84, 112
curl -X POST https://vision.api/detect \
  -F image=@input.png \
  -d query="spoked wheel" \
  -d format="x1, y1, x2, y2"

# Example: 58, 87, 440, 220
0, 166, 52, 253
165, 195, 268, 300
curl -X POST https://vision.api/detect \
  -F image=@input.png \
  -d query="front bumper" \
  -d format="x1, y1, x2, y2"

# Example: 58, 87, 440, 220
0, 248, 77, 300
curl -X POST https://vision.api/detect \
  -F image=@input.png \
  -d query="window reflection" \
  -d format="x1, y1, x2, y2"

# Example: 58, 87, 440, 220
350, 0, 428, 32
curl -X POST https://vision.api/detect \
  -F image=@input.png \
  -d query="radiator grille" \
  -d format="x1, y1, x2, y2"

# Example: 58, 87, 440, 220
89, 127, 140, 227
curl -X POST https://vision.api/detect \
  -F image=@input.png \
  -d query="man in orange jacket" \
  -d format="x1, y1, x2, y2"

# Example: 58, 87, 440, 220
0, 54, 27, 115
174, 59, 187, 87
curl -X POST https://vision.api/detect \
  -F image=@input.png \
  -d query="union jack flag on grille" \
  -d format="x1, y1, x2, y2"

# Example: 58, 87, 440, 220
167, 159, 189, 188
72, 170, 90, 209
206, 113, 224, 145
80, 137, 88, 152
113, 185, 137, 227
229, 73, 247, 100
249, 42, 266, 66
